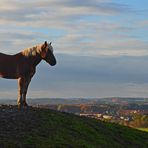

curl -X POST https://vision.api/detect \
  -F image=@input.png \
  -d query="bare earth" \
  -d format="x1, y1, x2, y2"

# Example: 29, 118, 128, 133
0, 105, 41, 144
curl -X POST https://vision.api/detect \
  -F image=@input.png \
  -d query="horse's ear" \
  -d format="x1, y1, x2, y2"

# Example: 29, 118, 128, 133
41, 41, 47, 50
44, 41, 47, 46
49, 42, 52, 45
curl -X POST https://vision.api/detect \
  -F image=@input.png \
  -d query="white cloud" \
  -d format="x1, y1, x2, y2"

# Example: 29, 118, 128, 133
0, 0, 147, 57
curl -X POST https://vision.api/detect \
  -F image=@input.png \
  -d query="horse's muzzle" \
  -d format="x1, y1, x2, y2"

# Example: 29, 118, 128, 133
50, 59, 56, 66
50, 62, 56, 66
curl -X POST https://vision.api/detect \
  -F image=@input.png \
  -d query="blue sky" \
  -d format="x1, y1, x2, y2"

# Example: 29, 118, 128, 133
0, 0, 148, 99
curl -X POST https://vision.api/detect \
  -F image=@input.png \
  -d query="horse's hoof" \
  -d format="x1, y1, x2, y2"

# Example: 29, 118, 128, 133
18, 104, 23, 111
23, 103, 29, 110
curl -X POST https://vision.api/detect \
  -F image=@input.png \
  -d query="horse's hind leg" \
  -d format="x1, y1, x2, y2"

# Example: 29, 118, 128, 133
17, 77, 24, 110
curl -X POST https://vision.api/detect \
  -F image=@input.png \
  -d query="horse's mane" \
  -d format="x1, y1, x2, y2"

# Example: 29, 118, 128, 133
22, 44, 42, 57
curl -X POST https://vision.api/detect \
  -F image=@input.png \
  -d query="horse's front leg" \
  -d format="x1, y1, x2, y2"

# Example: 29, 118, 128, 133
17, 77, 31, 110
23, 77, 32, 108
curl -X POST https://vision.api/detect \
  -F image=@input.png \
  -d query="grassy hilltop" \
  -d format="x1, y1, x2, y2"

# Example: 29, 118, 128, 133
0, 105, 148, 148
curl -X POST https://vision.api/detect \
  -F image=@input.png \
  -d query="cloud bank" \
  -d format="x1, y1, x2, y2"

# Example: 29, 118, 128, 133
1, 54, 148, 98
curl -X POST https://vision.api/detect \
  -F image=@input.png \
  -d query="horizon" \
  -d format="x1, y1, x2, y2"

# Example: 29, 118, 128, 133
0, 96, 148, 101
0, 0, 148, 99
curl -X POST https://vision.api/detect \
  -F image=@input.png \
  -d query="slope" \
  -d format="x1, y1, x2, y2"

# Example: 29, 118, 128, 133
0, 105, 148, 148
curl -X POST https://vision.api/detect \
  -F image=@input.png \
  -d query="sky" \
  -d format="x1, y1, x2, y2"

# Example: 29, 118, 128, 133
0, 0, 148, 99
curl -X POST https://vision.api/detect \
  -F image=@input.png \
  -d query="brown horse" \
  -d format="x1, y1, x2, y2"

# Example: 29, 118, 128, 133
0, 41, 56, 109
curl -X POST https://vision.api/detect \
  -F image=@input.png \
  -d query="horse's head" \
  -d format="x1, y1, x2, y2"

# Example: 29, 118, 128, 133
41, 41, 56, 66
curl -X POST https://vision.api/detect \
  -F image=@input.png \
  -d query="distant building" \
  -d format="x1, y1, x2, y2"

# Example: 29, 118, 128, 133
103, 115, 112, 120
80, 112, 102, 118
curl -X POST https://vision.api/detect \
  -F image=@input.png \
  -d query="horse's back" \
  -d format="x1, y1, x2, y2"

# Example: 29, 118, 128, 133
0, 52, 21, 78
0, 52, 14, 63
0, 52, 8, 57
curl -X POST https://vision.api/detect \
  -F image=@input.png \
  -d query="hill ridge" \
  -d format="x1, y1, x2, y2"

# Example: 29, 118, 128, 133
0, 105, 148, 148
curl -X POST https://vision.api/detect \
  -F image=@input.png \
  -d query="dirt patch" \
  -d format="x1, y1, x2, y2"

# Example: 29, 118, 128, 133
0, 105, 41, 142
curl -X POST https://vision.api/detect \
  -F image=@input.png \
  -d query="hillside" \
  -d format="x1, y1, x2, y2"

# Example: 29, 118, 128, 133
0, 105, 148, 148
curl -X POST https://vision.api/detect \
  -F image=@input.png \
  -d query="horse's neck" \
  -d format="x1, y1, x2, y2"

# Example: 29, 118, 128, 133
26, 54, 42, 67
17, 51, 42, 67
21, 45, 42, 66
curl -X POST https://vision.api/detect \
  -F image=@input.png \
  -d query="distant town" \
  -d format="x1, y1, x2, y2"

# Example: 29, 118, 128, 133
0, 97, 148, 129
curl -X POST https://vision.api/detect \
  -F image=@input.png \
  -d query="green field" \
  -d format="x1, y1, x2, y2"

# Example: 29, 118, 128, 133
0, 106, 148, 148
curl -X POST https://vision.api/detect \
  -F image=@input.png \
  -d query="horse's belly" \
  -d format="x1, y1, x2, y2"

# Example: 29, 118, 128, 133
0, 69, 18, 79
0, 73, 18, 79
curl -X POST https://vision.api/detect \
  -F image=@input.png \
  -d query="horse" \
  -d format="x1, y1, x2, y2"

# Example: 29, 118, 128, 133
0, 41, 56, 109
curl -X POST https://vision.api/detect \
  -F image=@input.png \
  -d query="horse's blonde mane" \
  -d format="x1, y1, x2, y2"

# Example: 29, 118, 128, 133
22, 43, 53, 57
22, 44, 42, 57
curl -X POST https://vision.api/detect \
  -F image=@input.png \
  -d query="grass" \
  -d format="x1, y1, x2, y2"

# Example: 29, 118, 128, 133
137, 128, 148, 132
0, 106, 148, 148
